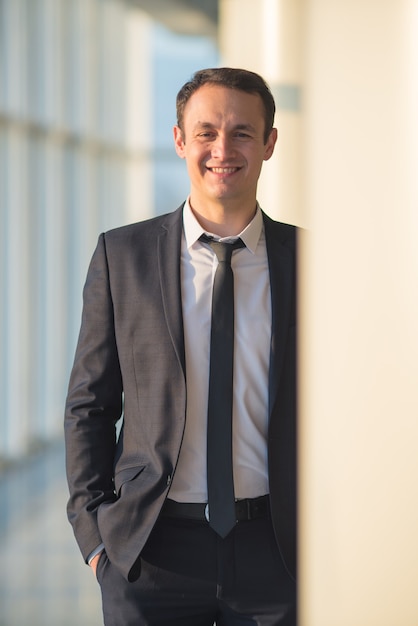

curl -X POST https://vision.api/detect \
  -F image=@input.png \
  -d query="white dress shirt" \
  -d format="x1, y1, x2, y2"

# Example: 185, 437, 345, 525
168, 200, 272, 503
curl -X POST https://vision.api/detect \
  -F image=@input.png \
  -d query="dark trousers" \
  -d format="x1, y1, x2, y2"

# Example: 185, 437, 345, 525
96, 514, 297, 626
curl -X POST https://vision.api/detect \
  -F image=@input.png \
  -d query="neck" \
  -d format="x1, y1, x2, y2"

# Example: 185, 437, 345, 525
189, 198, 257, 237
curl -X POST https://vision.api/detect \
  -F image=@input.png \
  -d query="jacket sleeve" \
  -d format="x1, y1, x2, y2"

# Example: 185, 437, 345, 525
64, 233, 122, 562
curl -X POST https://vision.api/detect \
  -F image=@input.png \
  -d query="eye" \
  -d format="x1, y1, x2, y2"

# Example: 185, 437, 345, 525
197, 132, 215, 139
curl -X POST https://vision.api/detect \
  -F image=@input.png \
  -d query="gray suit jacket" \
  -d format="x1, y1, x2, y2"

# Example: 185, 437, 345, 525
65, 204, 297, 582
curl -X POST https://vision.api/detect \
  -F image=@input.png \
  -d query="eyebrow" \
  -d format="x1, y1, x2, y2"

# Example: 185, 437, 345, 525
233, 124, 257, 133
193, 122, 257, 133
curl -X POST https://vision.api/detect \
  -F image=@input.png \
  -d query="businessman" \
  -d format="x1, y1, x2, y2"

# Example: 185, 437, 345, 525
65, 67, 297, 625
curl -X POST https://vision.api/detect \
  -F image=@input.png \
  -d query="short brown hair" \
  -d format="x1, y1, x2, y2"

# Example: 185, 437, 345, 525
176, 67, 276, 144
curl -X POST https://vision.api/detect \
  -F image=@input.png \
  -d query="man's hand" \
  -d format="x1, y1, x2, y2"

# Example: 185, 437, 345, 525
90, 550, 104, 577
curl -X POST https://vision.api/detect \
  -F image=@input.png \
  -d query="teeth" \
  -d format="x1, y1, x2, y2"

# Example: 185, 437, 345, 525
210, 167, 237, 174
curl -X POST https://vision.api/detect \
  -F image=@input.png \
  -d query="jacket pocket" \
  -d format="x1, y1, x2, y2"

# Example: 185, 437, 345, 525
114, 465, 145, 497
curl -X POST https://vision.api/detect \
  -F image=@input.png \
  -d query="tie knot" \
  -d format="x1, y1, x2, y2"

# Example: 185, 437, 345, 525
199, 234, 245, 265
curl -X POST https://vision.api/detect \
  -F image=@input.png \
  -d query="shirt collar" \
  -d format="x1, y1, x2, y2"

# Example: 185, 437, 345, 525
182, 197, 263, 254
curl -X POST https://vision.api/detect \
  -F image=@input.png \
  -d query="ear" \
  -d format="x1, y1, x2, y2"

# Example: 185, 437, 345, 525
263, 128, 278, 161
173, 126, 186, 158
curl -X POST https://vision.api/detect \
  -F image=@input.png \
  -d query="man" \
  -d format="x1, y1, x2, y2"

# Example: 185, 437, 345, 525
65, 67, 297, 625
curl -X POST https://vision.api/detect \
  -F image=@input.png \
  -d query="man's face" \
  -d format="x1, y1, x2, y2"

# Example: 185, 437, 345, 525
173, 84, 277, 211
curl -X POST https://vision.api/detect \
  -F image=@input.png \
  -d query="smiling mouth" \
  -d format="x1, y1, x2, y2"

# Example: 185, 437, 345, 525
208, 167, 240, 174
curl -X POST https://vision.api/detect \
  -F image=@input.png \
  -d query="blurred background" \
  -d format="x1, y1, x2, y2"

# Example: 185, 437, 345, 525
0, 1, 418, 625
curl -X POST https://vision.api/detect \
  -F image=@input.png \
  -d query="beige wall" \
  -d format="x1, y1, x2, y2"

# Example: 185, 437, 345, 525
219, 1, 418, 624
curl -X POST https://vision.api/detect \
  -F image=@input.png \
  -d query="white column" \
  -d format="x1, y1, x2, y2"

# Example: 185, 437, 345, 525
125, 6, 154, 223
300, 1, 418, 624
0, 128, 7, 456
219, 0, 418, 623
2, 0, 28, 117
3, 129, 31, 456
42, 142, 69, 438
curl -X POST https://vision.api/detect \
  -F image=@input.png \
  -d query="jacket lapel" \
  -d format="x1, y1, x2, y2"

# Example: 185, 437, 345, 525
263, 214, 296, 415
157, 205, 186, 375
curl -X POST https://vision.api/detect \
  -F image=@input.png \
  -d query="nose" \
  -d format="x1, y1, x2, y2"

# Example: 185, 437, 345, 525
211, 135, 236, 160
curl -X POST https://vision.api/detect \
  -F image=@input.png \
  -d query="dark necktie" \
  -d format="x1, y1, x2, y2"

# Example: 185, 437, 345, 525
200, 234, 245, 537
